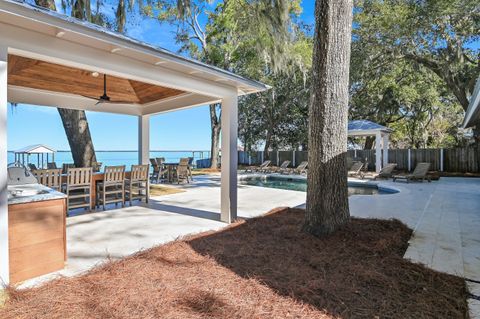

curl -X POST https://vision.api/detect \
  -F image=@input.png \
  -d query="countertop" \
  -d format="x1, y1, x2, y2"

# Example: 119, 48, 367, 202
8, 183, 67, 205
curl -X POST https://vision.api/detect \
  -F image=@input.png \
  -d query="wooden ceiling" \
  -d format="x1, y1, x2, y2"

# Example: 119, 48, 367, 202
7, 55, 185, 104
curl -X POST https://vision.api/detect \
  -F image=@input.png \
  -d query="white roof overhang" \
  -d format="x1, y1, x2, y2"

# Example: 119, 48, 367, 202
462, 75, 480, 128
348, 129, 391, 137
0, 0, 268, 116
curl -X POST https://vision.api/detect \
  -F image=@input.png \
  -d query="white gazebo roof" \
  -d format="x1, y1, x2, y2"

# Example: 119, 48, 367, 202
462, 75, 480, 128
348, 120, 392, 137
14, 144, 55, 154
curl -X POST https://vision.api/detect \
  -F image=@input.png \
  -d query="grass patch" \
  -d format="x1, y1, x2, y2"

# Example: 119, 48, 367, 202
149, 185, 185, 196
0, 208, 468, 318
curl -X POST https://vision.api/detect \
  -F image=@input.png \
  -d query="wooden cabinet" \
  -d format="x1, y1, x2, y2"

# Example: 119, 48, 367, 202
8, 198, 66, 283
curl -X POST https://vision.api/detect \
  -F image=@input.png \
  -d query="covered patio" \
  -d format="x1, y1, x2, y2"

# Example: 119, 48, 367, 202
0, 0, 267, 284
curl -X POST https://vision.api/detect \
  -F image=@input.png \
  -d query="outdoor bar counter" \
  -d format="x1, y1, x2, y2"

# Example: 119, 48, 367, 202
7, 184, 67, 283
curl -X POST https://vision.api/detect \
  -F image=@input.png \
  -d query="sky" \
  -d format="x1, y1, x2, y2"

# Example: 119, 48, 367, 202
7, 0, 316, 152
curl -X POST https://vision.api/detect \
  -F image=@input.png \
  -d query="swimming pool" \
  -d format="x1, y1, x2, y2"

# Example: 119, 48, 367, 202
240, 176, 396, 196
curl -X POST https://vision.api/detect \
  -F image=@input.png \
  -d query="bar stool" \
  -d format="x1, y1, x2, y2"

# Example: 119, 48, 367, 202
125, 164, 149, 206
65, 167, 93, 215
32, 168, 62, 191
96, 165, 126, 210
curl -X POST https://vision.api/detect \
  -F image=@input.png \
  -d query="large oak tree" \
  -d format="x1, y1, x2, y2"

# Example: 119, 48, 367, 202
303, 0, 354, 236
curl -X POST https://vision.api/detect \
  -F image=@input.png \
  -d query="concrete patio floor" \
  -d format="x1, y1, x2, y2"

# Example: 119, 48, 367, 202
20, 175, 480, 317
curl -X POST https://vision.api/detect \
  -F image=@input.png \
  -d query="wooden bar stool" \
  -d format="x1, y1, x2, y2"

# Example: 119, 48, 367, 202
62, 163, 76, 174
175, 158, 190, 184
125, 164, 149, 206
65, 167, 93, 215
97, 165, 126, 210
32, 168, 62, 191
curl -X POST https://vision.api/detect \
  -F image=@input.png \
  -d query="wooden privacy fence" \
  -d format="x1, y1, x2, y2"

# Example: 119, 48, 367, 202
238, 146, 480, 173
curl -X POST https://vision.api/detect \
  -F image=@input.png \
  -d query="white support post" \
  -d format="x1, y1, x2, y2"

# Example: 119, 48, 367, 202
292, 150, 296, 167
382, 134, 389, 166
375, 131, 382, 173
138, 115, 150, 165
276, 150, 280, 166
0, 46, 9, 285
407, 149, 412, 172
440, 148, 444, 172
220, 94, 238, 223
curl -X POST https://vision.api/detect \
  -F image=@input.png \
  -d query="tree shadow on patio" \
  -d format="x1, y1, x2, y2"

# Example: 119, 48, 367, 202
187, 208, 468, 318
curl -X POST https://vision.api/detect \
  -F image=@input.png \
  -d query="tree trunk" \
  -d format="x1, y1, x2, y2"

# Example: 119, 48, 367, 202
209, 104, 221, 169
364, 136, 374, 149
263, 129, 272, 160
58, 109, 97, 167
303, 0, 353, 237
36, 0, 98, 168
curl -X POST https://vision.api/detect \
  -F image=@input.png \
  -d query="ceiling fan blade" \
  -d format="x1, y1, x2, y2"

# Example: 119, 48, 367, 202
80, 94, 100, 101
81, 76, 134, 105
95, 99, 134, 105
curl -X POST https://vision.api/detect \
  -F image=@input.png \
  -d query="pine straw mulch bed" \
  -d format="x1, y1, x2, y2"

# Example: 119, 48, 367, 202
0, 208, 468, 319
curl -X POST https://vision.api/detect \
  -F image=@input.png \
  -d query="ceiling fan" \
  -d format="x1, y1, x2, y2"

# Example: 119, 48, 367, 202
84, 74, 132, 105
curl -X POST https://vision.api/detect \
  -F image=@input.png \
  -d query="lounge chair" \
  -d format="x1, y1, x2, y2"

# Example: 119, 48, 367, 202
393, 162, 431, 183
267, 160, 291, 173
288, 161, 308, 175
348, 161, 364, 179
244, 160, 271, 173
372, 163, 397, 180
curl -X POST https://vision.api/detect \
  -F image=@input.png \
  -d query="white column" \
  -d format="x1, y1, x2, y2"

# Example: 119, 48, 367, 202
375, 131, 382, 173
407, 149, 412, 171
0, 46, 9, 284
382, 134, 389, 166
138, 115, 150, 165
220, 94, 238, 223
440, 148, 444, 172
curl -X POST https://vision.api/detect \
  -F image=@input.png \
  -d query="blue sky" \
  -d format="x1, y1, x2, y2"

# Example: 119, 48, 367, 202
7, 0, 315, 152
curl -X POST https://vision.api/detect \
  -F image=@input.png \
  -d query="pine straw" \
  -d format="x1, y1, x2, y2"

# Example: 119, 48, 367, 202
0, 208, 468, 319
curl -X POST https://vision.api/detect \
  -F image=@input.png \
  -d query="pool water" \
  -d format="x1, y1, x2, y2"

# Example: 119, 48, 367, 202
240, 176, 388, 196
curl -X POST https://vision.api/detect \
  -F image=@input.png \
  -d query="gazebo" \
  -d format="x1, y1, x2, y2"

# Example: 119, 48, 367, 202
348, 120, 392, 172
14, 144, 55, 168
0, 0, 268, 284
